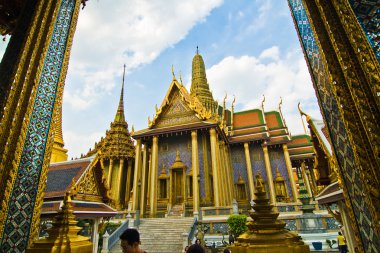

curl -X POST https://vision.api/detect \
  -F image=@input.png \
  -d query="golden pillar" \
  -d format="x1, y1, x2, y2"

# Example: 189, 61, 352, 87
202, 134, 211, 202
244, 143, 255, 200
217, 140, 226, 206
150, 136, 159, 217
140, 145, 148, 216
107, 159, 114, 189
125, 161, 133, 206
262, 145, 276, 204
301, 161, 312, 198
283, 144, 299, 202
115, 159, 124, 208
226, 145, 235, 202
132, 139, 142, 211
209, 128, 220, 207
191, 130, 200, 216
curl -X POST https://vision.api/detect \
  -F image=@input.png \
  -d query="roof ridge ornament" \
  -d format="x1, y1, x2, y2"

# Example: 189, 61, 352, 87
298, 102, 308, 134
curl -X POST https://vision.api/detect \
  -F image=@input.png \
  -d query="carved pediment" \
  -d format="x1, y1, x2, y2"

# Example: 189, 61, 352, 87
72, 166, 102, 201
154, 90, 201, 128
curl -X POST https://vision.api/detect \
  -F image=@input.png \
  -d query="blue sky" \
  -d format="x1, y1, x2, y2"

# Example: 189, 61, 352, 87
0, 0, 322, 159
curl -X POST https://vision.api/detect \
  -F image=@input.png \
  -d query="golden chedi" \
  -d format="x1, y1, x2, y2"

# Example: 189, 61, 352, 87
229, 174, 309, 253
27, 193, 92, 253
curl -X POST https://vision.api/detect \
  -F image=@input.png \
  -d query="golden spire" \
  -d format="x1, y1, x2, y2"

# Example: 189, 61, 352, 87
88, 65, 135, 160
51, 99, 68, 163
278, 96, 287, 128
190, 47, 216, 112
114, 64, 126, 123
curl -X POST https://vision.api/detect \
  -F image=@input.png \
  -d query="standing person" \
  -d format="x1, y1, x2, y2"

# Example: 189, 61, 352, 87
120, 228, 147, 253
337, 232, 348, 253
187, 244, 205, 253
182, 246, 189, 253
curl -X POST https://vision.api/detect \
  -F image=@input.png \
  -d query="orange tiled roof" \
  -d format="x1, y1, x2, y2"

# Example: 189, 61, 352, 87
288, 134, 314, 160
233, 109, 264, 129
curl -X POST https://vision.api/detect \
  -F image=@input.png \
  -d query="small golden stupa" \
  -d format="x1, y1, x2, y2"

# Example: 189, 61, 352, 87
27, 193, 92, 253
229, 174, 310, 253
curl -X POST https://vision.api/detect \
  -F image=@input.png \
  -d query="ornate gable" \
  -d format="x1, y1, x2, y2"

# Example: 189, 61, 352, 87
149, 79, 214, 129
71, 157, 110, 202
154, 90, 201, 128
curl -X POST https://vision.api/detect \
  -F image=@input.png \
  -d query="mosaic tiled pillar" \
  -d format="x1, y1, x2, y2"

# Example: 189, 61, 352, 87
0, 0, 82, 252
288, 0, 380, 251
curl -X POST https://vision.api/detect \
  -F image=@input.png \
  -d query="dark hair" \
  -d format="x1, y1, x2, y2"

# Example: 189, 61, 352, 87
187, 244, 205, 253
223, 249, 231, 253
120, 228, 140, 245
338, 232, 342, 235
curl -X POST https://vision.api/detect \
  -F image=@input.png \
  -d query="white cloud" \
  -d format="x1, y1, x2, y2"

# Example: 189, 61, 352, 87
64, 131, 105, 159
206, 46, 322, 135
65, 0, 223, 110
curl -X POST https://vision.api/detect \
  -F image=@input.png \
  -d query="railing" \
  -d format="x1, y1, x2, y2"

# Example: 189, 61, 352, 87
108, 219, 129, 250
187, 217, 198, 244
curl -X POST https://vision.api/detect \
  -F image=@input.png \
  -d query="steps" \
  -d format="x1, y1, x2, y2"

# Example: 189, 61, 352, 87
168, 204, 184, 217
110, 217, 195, 253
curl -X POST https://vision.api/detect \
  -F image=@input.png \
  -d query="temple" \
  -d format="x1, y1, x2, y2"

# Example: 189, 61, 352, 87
0, 0, 379, 252
129, 51, 305, 218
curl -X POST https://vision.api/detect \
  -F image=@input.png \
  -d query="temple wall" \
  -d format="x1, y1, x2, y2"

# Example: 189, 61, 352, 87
268, 146, 293, 198
249, 144, 267, 181
158, 134, 192, 176
230, 144, 248, 184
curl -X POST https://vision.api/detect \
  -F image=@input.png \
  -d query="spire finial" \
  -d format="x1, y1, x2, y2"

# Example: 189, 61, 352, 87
114, 64, 126, 123
261, 95, 266, 110
298, 102, 307, 134
196, 46, 199, 55
172, 64, 176, 79
179, 70, 183, 84
278, 97, 287, 128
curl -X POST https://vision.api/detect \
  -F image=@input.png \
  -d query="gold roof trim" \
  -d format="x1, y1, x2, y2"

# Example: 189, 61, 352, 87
148, 79, 213, 128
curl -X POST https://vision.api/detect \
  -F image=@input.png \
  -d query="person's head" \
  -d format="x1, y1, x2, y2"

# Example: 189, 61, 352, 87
338, 232, 342, 235
187, 244, 205, 253
184, 246, 189, 252
223, 249, 231, 253
195, 239, 201, 245
120, 228, 141, 253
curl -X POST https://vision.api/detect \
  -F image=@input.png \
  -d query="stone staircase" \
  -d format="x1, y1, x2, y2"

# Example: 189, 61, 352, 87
168, 204, 184, 217
110, 217, 195, 253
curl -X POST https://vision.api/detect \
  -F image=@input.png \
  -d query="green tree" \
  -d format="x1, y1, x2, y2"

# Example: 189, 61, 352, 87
227, 214, 248, 238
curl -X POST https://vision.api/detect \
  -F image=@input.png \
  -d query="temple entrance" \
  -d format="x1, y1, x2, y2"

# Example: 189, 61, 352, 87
172, 169, 184, 204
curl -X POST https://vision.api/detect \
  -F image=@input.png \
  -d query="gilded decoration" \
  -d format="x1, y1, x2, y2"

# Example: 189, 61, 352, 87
288, 0, 380, 250
0, 0, 82, 251
148, 79, 214, 128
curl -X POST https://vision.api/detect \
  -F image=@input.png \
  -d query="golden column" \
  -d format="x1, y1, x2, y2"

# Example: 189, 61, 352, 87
301, 161, 312, 197
107, 159, 114, 189
116, 159, 124, 208
140, 145, 148, 216
125, 161, 133, 205
191, 130, 200, 216
132, 139, 142, 211
244, 143, 255, 200
283, 144, 299, 202
217, 140, 226, 206
262, 145, 276, 204
150, 136, 159, 217
202, 135, 211, 202
226, 145, 235, 202
209, 128, 220, 207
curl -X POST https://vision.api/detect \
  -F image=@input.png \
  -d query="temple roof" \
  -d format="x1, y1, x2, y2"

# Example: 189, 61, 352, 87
45, 157, 93, 199
228, 109, 290, 144
308, 117, 332, 156
45, 156, 111, 203
41, 200, 117, 218
315, 182, 343, 204
287, 134, 314, 160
